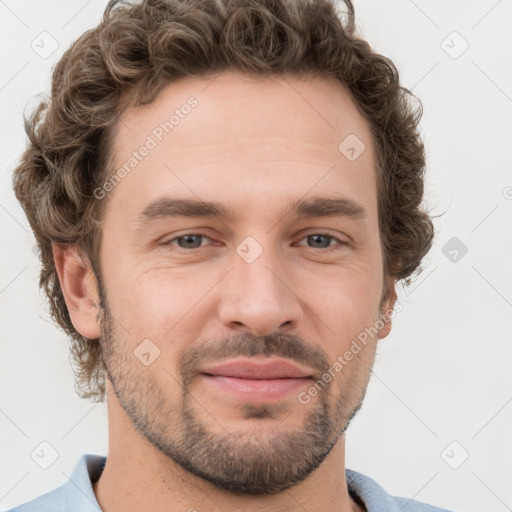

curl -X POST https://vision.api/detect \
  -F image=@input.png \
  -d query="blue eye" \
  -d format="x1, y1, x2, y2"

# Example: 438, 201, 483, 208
304, 234, 336, 249
162, 233, 347, 252
167, 234, 210, 249
297, 234, 347, 251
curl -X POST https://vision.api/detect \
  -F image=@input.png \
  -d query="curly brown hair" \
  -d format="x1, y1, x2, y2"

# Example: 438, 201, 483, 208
12, 0, 433, 402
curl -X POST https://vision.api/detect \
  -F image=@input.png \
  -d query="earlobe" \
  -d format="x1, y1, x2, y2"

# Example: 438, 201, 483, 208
52, 243, 101, 339
378, 276, 398, 340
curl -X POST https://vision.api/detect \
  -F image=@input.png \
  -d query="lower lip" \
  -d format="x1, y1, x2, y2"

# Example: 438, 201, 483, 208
200, 374, 312, 402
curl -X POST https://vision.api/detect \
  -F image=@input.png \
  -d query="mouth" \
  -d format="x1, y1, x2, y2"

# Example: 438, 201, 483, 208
198, 357, 314, 402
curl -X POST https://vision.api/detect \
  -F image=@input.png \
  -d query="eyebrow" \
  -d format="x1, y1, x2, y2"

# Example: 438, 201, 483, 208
136, 195, 367, 225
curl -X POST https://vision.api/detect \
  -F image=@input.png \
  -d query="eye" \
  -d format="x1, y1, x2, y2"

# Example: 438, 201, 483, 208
164, 234, 212, 250
296, 233, 348, 251
161, 232, 348, 253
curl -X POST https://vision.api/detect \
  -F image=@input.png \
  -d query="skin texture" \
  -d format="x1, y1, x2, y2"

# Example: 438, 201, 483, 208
53, 71, 398, 512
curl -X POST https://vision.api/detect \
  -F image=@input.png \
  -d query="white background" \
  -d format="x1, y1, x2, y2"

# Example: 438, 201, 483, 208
1, 1, 511, 511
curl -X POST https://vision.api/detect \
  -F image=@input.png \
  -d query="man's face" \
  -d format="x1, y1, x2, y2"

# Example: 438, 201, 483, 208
96, 71, 394, 494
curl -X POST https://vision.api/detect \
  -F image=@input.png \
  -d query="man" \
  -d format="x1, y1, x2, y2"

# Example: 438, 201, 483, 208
9, 0, 450, 510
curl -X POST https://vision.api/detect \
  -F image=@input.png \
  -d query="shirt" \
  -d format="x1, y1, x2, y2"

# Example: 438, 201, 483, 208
6, 453, 454, 511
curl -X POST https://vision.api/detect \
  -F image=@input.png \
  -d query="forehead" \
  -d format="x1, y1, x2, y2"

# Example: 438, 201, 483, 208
105, 71, 377, 220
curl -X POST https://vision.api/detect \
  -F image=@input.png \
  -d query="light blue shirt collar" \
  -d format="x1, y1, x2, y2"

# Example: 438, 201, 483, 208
8, 453, 452, 512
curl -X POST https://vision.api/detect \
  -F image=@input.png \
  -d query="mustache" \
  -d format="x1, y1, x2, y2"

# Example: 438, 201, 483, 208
179, 331, 330, 385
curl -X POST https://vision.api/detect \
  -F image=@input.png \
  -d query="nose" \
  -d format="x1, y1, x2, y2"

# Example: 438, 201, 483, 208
217, 244, 304, 336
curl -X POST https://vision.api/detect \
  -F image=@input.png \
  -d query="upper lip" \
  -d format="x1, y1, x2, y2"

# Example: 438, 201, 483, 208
199, 357, 314, 379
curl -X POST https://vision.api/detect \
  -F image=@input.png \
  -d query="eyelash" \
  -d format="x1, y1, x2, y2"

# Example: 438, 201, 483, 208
162, 233, 348, 253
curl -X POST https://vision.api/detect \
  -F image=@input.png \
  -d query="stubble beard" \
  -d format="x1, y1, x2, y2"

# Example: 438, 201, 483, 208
98, 300, 373, 495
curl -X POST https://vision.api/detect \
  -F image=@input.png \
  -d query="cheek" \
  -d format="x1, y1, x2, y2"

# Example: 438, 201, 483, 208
301, 253, 383, 312
112, 266, 211, 340
320, 289, 380, 353
302, 266, 383, 357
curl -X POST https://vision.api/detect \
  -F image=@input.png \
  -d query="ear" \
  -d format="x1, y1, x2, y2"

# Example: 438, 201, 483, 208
52, 243, 101, 339
377, 275, 398, 340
